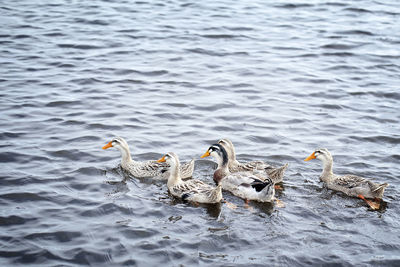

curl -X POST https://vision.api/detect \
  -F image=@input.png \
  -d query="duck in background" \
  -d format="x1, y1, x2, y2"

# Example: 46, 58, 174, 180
304, 148, 388, 210
102, 137, 194, 179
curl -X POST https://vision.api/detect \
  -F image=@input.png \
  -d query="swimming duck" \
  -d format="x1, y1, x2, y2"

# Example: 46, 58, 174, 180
304, 148, 389, 210
201, 144, 275, 203
218, 138, 288, 184
157, 152, 222, 204
102, 137, 194, 179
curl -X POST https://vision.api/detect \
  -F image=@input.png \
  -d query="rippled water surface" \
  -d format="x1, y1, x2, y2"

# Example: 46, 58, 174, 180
1, 0, 400, 265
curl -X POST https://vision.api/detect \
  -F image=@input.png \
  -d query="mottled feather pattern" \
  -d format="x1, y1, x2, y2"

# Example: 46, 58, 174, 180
231, 162, 288, 183
335, 175, 366, 188
124, 159, 194, 179
170, 180, 222, 203
325, 174, 388, 199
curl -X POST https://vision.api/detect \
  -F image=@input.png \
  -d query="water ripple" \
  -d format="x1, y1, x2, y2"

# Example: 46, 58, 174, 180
1, 0, 399, 265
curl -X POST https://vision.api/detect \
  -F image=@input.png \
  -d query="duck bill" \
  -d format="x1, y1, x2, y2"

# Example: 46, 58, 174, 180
201, 150, 210, 158
157, 155, 166, 163
304, 152, 316, 161
102, 141, 113, 150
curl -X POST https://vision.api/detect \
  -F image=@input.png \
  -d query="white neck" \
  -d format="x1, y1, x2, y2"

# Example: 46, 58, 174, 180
117, 145, 133, 166
167, 159, 182, 188
225, 146, 240, 169
216, 155, 230, 178
320, 157, 334, 182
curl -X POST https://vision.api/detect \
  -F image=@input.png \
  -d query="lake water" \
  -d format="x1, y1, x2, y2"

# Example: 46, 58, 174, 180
1, 0, 400, 266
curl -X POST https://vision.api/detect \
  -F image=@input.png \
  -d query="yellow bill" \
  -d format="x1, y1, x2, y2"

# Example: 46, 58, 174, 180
304, 152, 316, 161
201, 150, 210, 158
157, 155, 166, 163
102, 141, 113, 150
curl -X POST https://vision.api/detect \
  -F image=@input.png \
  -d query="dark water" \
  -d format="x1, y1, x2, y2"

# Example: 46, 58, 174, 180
1, 0, 400, 265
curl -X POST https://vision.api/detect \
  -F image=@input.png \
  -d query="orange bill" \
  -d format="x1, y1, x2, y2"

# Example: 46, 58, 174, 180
201, 150, 210, 158
102, 141, 113, 150
157, 155, 166, 163
304, 152, 316, 161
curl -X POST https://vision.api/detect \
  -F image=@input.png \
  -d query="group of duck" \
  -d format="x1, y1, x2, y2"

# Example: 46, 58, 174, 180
102, 137, 389, 210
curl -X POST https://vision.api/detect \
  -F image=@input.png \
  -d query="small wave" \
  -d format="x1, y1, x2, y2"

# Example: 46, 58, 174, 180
186, 48, 248, 57
324, 65, 359, 71
335, 30, 373, 36
71, 166, 102, 176
42, 32, 65, 37
194, 102, 235, 111
0, 192, 48, 202
63, 248, 111, 265
80, 203, 132, 217
350, 135, 400, 144
0, 152, 27, 163
343, 7, 372, 13
316, 104, 343, 110
119, 227, 160, 239
163, 103, 188, 108
274, 3, 314, 9
224, 26, 254, 31
248, 135, 278, 144
349, 91, 400, 100
0, 132, 26, 139
200, 34, 243, 39
322, 52, 354, 57
292, 77, 333, 84
45, 149, 94, 161
12, 34, 36, 39
272, 46, 302, 51
46, 100, 81, 107
0, 215, 37, 226
73, 18, 110, 26
321, 44, 359, 50
57, 43, 103, 49
25, 231, 82, 243
324, 2, 348, 7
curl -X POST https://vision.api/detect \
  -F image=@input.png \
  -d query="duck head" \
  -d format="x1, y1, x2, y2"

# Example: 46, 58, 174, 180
304, 148, 332, 163
102, 137, 129, 150
201, 143, 229, 168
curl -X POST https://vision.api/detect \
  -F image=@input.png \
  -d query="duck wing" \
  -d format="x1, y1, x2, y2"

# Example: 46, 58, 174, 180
335, 175, 367, 188
236, 161, 269, 172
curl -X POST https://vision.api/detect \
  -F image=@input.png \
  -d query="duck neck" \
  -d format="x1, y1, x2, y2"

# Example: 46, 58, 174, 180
320, 157, 334, 182
167, 160, 182, 188
217, 146, 230, 169
226, 145, 241, 169
214, 165, 229, 185
119, 145, 133, 167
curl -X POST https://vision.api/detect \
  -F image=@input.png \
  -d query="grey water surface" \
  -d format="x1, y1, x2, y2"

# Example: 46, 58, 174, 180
1, 0, 400, 266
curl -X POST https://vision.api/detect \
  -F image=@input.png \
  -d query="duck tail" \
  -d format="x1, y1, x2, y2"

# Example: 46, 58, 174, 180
212, 184, 223, 202
259, 178, 275, 201
265, 163, 289, 182
369, 182, 389, 198
213, 184, 222, 192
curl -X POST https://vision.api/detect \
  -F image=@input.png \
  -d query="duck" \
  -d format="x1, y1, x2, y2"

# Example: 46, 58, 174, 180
102, 137, 194, 179
157, 152, 222, 204
218, 138, 288, 184
201, 144, 275, 203
304, 148, 389, 210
